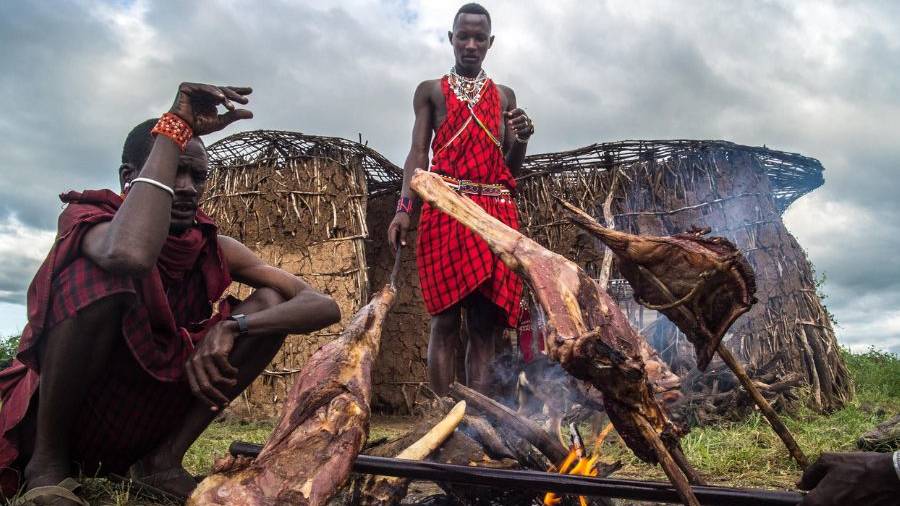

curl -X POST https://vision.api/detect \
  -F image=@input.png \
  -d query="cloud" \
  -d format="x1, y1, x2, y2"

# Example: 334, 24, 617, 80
0, 218, 55, 304
0, 0, 897, 352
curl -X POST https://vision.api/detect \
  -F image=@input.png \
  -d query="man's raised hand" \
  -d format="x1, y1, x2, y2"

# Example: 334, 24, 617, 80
170, 82, 253, 136
504, 108, 534, 141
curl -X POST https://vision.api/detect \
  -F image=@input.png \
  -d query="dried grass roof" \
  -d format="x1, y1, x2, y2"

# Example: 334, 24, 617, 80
207, 130, 403, 196
208, 133, 824, 213
520, 140, 824, 213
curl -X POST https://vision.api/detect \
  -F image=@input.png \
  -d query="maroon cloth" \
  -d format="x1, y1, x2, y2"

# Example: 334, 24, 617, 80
416, 76, 523, 327
0, 189, 232, 495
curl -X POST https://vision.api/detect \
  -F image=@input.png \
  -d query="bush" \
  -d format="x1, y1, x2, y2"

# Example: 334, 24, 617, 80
0, 334, 21, 369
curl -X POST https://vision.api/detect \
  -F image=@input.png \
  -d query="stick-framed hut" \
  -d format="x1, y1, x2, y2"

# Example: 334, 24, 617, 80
205, 132, 851, 416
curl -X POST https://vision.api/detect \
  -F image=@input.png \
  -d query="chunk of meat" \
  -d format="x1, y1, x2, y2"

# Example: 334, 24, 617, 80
559, 198, 757, 371
559, 199, 810, 469
410, 170, 701, 506
187, 285, 397, 506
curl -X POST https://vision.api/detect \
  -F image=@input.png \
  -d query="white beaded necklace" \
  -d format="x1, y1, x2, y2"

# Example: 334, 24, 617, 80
448, 66, 488, 105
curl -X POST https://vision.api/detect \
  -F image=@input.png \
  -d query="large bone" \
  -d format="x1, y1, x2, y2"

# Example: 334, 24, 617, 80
187, 285, 397, 506
559, 198, 808, 468
359, 401, 466, 506
411, 170, 701, 506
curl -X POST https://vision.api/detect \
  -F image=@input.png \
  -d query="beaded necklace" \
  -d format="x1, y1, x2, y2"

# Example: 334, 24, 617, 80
448, 66, 488, 105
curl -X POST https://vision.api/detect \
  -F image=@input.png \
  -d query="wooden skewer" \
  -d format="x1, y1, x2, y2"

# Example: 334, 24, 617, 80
637, 264, 810, 469
632, 415, 701, 506
715, 344, 809, 468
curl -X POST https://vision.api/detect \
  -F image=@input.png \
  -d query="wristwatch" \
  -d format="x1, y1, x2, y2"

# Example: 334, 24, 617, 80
228, 313, 249, 337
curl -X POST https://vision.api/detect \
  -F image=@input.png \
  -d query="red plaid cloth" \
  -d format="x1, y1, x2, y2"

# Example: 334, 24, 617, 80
0, 189, 232, 495
416, 76, 523, 327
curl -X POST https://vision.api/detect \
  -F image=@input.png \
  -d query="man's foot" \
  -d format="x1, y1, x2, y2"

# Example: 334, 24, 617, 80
126, 459, 198, 500
22, 460, 86, 506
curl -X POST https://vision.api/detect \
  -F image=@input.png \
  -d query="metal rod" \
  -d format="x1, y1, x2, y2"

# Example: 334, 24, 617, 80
228, 443, 803, 505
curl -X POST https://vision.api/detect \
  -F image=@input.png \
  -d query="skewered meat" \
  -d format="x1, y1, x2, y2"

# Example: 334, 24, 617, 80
187, 285, 397, 506
559, 199, 809, 468
558, 198, 756, 371
410, 170, 701, 506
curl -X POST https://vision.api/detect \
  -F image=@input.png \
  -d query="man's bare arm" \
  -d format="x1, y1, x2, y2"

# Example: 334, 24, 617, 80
500, 86, 531, 176
82, 83, 252, 275
402, 81, 435, 201
388, 80, 434, 250
185, 235, 341, 409
218, 235, 341, 336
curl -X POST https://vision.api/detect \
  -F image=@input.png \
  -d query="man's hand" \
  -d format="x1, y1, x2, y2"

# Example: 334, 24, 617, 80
798, 452, 899, 506
504, 107, 534, 141
185, 320, 239, 411
170, 82, 253, 136
388, 212, 411, 251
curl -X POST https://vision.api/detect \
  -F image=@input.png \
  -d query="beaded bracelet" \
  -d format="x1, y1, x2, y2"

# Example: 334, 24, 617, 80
396, 196, 413, 214
151, 112, 194, 151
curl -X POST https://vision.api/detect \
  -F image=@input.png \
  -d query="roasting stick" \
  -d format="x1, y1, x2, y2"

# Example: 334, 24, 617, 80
408, 171, 701, 506
226, 444, 802, 506
637, 266, 809, 469
557, 197, 809, 469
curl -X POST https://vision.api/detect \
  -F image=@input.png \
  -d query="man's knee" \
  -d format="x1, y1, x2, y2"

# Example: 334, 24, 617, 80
42, 294, 127, 349
234, 287, 285, 315
430, 309, 461, 339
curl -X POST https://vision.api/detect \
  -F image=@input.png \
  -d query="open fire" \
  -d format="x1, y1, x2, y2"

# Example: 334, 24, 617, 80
543, 423, 615, 506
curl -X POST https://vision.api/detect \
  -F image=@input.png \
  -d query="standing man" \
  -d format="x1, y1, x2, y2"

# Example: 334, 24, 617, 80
387, 3, 535, 396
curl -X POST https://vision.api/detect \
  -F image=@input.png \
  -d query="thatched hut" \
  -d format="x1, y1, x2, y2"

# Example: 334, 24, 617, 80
515, 140, 851, 412
205, 132, 851, 416
202, 130, 402, 417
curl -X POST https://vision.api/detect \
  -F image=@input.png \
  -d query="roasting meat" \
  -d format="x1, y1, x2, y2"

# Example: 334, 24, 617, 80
559, 198, 757, 371
187, 285, 397, 506
411, 170, 701, 505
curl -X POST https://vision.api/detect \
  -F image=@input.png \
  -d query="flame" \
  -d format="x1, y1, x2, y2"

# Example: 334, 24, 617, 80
542, 423, 614, 506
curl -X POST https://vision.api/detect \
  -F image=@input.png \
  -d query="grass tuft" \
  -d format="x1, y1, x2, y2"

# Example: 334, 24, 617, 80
600, 347, 900, 488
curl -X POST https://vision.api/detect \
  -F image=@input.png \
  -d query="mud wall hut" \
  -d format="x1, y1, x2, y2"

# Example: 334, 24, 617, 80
202, 130, 403, 417
206, 132, 851, 416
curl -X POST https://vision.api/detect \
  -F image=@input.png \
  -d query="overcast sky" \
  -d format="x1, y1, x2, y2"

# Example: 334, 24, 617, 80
0, 0, 897, 354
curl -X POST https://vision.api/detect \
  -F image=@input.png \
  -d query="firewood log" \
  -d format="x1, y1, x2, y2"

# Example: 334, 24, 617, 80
359, 401, 466, 506
187, 285, 397, 506
411, 170, 701, 506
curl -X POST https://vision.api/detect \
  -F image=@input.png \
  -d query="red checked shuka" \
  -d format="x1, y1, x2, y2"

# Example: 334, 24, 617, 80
416, 76, 523, 327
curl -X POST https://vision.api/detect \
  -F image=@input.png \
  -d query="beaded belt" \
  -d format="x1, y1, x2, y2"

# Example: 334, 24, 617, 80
439, 175, 511, 197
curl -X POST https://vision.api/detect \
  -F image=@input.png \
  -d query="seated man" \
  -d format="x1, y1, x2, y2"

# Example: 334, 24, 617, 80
0, 82, 341, 504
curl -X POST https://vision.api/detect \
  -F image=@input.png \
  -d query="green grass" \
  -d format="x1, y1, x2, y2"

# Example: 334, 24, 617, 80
17, 348, 897, 503
601, 347, 900, 488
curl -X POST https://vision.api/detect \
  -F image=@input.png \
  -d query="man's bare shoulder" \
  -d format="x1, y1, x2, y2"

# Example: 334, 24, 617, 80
495, 83, 516, 102
415, 78, 443, 95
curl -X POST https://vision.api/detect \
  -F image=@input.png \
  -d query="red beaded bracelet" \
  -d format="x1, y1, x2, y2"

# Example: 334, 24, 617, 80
396, 196, 413, 214
151, 112, 193, 151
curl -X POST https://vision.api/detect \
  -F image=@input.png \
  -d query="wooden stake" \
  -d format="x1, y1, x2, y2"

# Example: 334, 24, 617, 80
716, 344, 810, 468
632, 415, 700, 506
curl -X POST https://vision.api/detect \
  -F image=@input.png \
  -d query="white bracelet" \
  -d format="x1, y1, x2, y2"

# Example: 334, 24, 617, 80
131, 177, 175, 198
893, 450, 900, 482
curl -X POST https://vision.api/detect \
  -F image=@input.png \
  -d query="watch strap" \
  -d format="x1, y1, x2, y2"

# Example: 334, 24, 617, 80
229, 313, 249, 336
